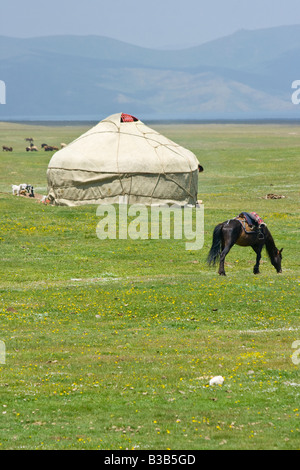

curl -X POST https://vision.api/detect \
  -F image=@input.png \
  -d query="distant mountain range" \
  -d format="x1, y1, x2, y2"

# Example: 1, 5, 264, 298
0, 25, 300, 120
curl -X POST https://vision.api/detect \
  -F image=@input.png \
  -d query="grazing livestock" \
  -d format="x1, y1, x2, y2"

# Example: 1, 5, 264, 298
60, 143, 67, 148
12, 184, 26, 196
207, 212, 283, 275
44, 145, 58, 151
12, 185, 20, 195
2, 145, 13, 151
18, 183, 29, 195
12, 183, 35, 197
42, 143, 59, 151
26, 185, 35, 197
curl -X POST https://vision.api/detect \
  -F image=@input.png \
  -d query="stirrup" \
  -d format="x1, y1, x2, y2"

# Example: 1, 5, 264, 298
258, 231, 264, 240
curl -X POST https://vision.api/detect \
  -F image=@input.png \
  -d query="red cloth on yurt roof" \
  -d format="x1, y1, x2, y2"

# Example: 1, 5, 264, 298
120, 113, 138, 122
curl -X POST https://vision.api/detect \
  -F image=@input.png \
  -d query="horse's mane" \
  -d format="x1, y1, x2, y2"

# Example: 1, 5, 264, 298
264, 226, 278, 260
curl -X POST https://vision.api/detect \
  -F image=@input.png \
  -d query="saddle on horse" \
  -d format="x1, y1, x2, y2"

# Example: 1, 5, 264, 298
235, 212, 266, 239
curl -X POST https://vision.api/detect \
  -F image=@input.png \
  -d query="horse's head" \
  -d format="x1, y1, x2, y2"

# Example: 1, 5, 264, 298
273, 248, 283, 273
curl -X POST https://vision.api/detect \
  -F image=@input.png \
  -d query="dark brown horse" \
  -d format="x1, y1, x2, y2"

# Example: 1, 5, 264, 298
207, 217, 283, 275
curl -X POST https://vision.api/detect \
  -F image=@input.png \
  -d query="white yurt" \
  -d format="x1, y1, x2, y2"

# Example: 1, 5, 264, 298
47, 113, 200, 206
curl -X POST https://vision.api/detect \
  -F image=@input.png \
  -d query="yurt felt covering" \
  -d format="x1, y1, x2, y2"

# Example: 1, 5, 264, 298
47, 113, 199, 206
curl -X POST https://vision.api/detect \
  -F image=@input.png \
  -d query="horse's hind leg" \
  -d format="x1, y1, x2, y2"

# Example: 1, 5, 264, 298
218, 242, 234, 276
218, 224, 241, 275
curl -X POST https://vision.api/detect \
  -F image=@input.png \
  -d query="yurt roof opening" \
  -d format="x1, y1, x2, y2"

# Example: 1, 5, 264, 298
47, 113, 201, 206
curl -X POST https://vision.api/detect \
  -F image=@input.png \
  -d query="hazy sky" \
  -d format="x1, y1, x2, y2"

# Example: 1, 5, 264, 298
1, 0, 300, 49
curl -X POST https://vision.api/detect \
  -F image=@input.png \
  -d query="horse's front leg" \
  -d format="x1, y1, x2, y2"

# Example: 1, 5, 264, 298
252, 245, 262, 274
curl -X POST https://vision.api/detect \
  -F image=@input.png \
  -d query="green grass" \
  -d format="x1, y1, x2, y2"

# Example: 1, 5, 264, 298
0, 122, 299, 450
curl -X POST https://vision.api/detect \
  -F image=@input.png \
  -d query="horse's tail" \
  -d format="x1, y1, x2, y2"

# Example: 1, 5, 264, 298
207, 223, 223, 266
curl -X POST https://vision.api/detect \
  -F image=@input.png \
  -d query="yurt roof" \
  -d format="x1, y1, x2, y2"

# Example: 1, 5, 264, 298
48, 113, 198, 174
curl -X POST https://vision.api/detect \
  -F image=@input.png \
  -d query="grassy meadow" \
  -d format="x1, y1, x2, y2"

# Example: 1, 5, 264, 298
0, 121, 299, 450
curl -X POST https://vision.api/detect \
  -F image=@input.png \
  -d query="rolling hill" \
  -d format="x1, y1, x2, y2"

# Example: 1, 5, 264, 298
0, 25, 300, 120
